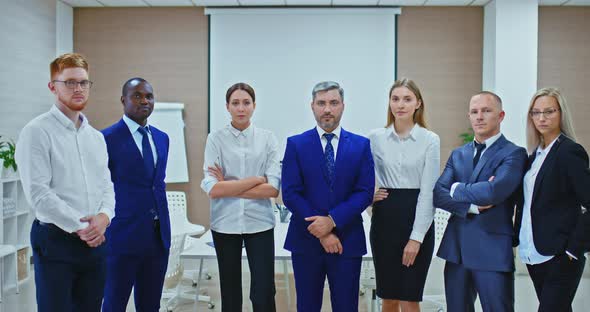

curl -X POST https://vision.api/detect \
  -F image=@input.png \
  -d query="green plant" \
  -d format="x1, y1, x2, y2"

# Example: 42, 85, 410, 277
459, 129, 475, 145
0, 136, 17, 171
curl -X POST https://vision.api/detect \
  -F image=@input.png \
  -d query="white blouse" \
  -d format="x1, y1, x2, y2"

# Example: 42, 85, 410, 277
367, 125, 440, 243
200, 124, 281, 234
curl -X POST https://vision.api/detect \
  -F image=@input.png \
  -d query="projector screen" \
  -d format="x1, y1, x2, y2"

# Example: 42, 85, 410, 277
207, 8, 400, 155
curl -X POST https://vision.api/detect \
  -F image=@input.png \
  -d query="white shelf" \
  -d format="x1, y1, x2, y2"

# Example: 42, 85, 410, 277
0, 176, 31, 294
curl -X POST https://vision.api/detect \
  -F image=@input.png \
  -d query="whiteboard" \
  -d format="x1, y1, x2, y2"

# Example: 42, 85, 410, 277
148, 102, 189, 183
207, 8, 399, 155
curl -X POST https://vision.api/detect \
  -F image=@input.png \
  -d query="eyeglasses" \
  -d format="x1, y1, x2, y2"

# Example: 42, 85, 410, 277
529, 108, 560, 119
52, 80, 93, 90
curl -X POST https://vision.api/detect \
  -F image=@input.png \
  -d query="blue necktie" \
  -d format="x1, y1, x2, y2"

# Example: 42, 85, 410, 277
137, 126, 155, 180
473, 141, 486, 168
324, 133, 336, 189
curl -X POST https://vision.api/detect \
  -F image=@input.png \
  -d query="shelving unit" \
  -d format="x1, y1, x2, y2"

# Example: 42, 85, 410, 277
0, 175, 31, 295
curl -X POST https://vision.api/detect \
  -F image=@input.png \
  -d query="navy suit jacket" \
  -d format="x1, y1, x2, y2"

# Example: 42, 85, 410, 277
102, 119, 171, 255
434, 135, 527, 272
281, 128, 375, 257
514, 135, 590, 259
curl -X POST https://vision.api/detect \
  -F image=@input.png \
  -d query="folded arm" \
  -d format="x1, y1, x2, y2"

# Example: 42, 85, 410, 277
451, 148, 527, 206
433, 150, 471, 218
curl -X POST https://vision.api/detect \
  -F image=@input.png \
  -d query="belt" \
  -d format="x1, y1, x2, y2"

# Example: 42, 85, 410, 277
36, 219, 79, 237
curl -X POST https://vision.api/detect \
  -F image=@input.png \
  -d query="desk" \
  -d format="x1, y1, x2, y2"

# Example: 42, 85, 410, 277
180, 212, 373, 311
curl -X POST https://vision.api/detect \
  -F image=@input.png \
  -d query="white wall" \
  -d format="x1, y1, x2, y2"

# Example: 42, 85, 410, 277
56, 0, 74, 56
483, 0, 538, 148
0, 0, 57, 141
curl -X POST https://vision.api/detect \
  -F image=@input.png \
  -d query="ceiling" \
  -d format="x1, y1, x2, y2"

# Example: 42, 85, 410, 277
60, 0, 590, 7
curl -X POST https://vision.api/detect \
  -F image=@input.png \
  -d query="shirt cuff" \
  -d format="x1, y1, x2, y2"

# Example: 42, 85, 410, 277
328, 215, 337, 228
267, 176, 281, 191
566, 251, 578, 260
409, 230, 425, 243
468, 204, 480, 214
450, 182, 461, 198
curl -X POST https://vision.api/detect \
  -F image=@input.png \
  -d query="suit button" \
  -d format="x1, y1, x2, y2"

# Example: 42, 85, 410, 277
152, 186, 156, 190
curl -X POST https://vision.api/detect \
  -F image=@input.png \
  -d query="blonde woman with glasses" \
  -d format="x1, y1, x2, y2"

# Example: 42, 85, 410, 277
514, 88, 590, 312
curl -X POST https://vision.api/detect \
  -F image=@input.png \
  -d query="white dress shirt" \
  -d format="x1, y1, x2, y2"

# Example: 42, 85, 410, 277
316, 125, 342, 160
15, 105, 115, 233
123, 114, 157, 165
368, 125, 440, 243
519, 137, 562, 264
450, 132, 503, 214
201, 124, 281, 234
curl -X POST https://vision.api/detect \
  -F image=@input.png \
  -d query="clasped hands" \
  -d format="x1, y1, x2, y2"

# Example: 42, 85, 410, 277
76, 213, 109, 248
305, 215, 342, 255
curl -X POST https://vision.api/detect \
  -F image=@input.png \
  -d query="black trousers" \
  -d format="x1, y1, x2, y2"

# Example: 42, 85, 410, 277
212, 228, 276, 312
527, 254, 586, 312
31, 220, 107, 312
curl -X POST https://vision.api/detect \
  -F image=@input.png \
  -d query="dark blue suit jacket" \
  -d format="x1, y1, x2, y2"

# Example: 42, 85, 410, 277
434, 135, 527, 272
281, 128, 375, 257
102, 119, 171, 255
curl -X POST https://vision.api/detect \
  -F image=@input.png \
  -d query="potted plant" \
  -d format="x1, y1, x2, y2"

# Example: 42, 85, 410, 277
459, 129, 475, 145
0, 135, 17, 179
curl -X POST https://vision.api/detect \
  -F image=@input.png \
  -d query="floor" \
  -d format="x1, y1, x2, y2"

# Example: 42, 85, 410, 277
1, 257, 589, 312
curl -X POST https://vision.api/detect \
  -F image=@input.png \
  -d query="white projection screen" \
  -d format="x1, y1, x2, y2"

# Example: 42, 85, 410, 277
207, 8, 400, 155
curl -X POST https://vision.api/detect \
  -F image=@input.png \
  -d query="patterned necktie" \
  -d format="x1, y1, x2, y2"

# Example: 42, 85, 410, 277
324, 133, 336, 189
137, 126, 155, 179
473, 141, 486, 168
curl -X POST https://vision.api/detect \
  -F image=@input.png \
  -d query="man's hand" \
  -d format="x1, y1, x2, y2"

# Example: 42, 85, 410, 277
373, 188, 389, 203
305, 216, 335, 238
478, 176, 495, 212
77, 213, 110, 248
319, 233, 343, 254
402, 239, 421, 267
208, 164, 225, 181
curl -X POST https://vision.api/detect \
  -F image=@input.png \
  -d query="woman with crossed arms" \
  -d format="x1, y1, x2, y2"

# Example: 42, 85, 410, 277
201, 82, 281, 312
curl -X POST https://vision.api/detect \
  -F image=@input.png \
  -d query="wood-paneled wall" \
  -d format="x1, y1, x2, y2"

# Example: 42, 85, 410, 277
397, 7, 484, 167
74, 7, 209, 225
538, 7, 590, 150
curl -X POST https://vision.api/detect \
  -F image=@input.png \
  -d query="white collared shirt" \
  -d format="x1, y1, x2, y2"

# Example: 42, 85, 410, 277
450, 131, 503, 214
518, 137, 559, 265
122, 114, 157, 165
15, 105, 115, 233
368, 124, 440, 242
201, 124, 281, 234
316, 125, 342, 160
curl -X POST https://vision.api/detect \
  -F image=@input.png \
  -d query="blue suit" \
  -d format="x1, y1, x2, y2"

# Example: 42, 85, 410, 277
101, 119, 171, 312
434, 135, 526, 312
282, 128, 374, 311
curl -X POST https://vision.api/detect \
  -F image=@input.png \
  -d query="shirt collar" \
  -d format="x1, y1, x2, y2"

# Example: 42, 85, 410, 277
123, 114, 150, 134
50, 104, 88, 131
389, 123, 419, 142
475, 131, 502, 149
227, 123, 253, 138
537, 134, 560, 156
316, 125, 342, 140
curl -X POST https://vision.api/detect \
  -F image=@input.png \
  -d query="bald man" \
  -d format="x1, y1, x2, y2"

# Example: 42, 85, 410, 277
101, 78, 171, 312
434, 91, 527, 312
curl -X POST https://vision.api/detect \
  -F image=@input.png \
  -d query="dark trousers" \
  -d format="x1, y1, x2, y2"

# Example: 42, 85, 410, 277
444, 261, 514, 312
291, 252, 362, 312
527, 254, 586, 312
212, 228, 276, 312
31, 220, 107, 312
102, 220, 169, 312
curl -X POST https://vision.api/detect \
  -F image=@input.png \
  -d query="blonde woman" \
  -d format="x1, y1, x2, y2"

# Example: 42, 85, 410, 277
514, 88, 590, 312
368, 78, 440, 312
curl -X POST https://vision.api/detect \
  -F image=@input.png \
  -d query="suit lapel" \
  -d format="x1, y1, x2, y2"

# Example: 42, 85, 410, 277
151, 128, 166, 178
334, 129, 350, 183
116, 119, 144, 164
531, 134, 565, 208
461, 143, 474, 181
470, 135, 507, 182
